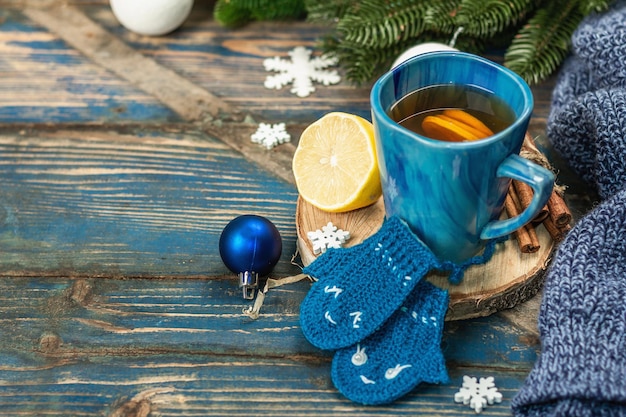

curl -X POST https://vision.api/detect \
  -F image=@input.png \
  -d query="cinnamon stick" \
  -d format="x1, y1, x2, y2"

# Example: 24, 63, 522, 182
513, 180, 549, 223
505, 188, 540, 253
519, 133, 572, 242
547, 191, 572, 228
543, 216, 571, 242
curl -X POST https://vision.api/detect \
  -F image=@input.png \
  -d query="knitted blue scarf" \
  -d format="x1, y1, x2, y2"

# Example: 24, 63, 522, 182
512, 2, 626, 415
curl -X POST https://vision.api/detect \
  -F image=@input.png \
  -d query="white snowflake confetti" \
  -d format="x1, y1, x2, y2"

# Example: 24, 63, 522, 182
454, 375, 503, 414
251, 123, 291, 149
307, 222, 350, 255
263, 46, 341, 97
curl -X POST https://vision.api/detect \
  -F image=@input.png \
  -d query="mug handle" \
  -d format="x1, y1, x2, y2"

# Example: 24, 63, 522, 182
480, 154, 555, 240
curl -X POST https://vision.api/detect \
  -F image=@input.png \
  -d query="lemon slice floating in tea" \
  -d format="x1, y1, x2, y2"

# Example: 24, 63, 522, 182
292, 112, 382, 212
422, 109, 494, 142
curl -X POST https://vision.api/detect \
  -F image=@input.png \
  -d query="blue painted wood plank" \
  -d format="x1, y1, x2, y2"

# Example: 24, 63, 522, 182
0, 129, 299, 277
0, 277, 538, 366
0, 349, 529, 416
0, 9, 179, 123
84, 4, 374, 123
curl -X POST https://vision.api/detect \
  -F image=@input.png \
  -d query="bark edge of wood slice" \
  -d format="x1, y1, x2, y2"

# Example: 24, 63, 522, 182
295, 196, 554, 321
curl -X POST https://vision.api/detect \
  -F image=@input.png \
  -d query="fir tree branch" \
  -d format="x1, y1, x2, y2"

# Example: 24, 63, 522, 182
212, 0, 614, 85
424, 0, 463, 35
335, 0, 430, 48
214, 0, 252, 27
250, 0, 306, 21
505, 0, 583, 84
328, 32, 484, 85
327, 39, 416, 84
577, 0, 610, 15
304, 0, 358, 22
455, 0, 541, 38
214, 0, 305, 27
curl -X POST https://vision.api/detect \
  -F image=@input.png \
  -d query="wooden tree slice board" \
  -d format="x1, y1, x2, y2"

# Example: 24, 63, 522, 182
296, 196, 555, 321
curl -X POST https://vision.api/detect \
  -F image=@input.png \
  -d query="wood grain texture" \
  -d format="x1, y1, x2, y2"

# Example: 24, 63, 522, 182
22, 4, 237, 123
0, 275, 537, 416
0, 128, 299, 277
0, 277, 537, 362
0, 351, 531, 417
0, 8, 179, 124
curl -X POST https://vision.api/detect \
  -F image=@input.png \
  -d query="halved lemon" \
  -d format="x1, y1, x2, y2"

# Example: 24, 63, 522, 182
292, 112, 382, 212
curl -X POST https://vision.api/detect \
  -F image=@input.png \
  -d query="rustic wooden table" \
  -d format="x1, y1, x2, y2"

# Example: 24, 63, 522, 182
0, 2, 597, 416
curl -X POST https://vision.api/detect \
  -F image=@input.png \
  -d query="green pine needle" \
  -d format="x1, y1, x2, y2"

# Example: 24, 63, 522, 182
424, 0, 462, 35
335, 0, 430, 48
304, 0, 358, 22
214, 0, 306, 27
455, 0, 540, 38
505, 0, 583, 84
214, 1, 251, 27
577, 0, 610, 15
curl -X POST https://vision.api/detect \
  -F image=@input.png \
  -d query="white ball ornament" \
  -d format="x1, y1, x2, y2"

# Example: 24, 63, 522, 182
110, 0, 194, 36
391, 42, 458, 69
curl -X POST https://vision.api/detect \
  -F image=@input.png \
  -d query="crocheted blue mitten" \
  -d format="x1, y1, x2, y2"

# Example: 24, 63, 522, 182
511, 190, 626, 416
331, 279, 449, 405
300, 216, 440, 350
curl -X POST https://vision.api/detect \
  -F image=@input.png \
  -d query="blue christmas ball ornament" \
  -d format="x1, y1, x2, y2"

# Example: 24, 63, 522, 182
219, 215, 282, 299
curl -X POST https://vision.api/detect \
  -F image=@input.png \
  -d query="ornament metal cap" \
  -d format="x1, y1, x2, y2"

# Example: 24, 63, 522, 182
239, 271, 259, 300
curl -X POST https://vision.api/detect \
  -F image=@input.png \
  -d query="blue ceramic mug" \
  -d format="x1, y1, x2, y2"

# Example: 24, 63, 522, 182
370, 51, 554, 263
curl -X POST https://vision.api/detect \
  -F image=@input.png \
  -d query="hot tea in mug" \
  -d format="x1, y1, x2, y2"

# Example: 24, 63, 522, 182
388, 84, 516, 142
370, 51, 554, 263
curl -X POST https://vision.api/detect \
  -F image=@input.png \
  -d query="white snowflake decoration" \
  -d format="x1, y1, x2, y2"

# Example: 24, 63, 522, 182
263, 46, 341, 97
307, 222, 350, 255
454, 376, 503, 414
251, 123, 291, 149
